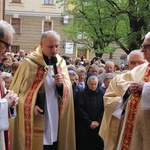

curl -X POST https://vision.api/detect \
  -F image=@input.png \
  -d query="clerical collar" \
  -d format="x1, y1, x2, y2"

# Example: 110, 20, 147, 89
43, 54, 52, 65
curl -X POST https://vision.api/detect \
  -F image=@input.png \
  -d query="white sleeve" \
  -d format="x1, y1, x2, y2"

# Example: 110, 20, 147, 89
0, 98, 9, 131
141, 82, 150, 110
112, 98, 123, 120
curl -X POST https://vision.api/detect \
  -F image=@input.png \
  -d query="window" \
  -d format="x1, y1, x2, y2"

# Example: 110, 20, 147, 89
44, 0, 53, 5
12, 0, 21, 3
43, 21, 52, 32
11, 45, 20, 53
11, 18, 21, 34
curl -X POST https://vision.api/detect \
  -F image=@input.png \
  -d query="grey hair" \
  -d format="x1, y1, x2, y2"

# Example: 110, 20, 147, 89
76, 66, 86, 73
0, 20, 15, 39
87, 75, 98, 84
127, 49, 144, 62
103, 73, 115, 81
2, 72, 12, 80
41, 30, 60, 41
99, 67, 105, 74
105, 61, 115, 67
145, 32, 150, 39
90, 64, 99, 71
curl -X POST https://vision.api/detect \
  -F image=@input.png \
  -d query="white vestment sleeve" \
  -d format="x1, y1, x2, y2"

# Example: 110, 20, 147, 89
0, 98, 9, 131
141, 82, 150, 110
112, 98, 123, 120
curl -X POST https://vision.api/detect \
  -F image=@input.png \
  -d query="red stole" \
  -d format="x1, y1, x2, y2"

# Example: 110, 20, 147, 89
121, 64, 150, 150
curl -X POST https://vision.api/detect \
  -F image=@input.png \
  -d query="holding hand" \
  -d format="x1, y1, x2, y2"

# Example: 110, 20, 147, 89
53, 73, 63, 87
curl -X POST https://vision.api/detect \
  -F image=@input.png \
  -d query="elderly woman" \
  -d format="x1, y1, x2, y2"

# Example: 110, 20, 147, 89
2, 72, 12, 90
76, 73, 104, 150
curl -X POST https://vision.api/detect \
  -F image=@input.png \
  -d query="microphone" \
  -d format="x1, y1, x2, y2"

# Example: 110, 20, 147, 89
50, 56, 58, 74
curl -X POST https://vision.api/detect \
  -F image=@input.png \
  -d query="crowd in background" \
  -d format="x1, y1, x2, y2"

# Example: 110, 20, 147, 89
0, 47, 142, 150
1, 19, 150, 150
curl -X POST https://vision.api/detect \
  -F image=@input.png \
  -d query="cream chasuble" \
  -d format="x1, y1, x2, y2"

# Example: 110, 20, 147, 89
99, 62, 150, 150
9, 46, 76, 150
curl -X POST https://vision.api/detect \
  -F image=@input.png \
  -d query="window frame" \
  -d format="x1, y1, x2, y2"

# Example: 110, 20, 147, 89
42, 20, 53, 33
10, 0, 22, 3
43, 0, 54, 5
11, 18, 21, 35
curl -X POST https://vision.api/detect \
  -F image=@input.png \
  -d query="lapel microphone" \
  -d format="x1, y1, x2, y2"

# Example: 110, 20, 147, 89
50, 56, 58, 74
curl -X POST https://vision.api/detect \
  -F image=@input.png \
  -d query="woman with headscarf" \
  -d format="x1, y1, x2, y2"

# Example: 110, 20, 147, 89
76, 73, 104, 150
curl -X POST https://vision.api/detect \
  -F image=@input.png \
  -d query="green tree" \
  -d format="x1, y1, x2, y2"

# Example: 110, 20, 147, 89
58, 0, 150, 56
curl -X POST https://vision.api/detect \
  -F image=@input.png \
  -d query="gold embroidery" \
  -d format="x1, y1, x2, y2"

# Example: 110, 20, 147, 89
24, 66, 45, 150
121, 64, 150, 150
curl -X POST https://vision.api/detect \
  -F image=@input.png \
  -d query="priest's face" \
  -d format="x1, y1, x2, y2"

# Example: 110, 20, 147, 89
0, 32, 13, 60
128, 53, 145, 70
141, 38, 150, 63
40, 34, 60, 57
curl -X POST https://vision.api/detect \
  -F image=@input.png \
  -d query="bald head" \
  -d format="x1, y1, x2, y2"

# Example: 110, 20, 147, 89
41, 30, 60, 42
40, 30, 61, 57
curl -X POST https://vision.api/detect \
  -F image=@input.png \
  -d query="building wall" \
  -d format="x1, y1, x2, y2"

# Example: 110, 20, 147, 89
6, 0, 64, 13
5, 15, 65, 52
5, 0, 69, 54
4, 0, 125, 64
0, 0, 4, 20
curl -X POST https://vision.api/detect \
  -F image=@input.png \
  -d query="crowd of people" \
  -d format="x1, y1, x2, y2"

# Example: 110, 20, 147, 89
0, 19, 150, 150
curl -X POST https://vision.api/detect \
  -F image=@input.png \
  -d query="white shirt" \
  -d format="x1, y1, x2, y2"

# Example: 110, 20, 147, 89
43, 66, 59, 145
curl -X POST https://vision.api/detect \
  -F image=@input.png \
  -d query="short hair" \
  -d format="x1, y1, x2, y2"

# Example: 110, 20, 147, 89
90, 64, 99, 71
103, 73, 115, 81
76, 66, 86, 74
105, 61, 115, 67
41, 30, 60, 41
19, 49, 25, 53
127, 49, 144, 62
0, 20, 15, 39
2, 72, 12, 80
145, 32, 150, 39
99, 67, 105, 74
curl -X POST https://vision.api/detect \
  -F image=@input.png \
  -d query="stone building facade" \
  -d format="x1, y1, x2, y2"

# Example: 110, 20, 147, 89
0, 0, 4, 20
4, 0, 125, 64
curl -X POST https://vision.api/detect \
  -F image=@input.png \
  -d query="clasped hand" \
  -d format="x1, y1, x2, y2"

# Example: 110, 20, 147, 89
4, 90, 18, 108
90, 121, 100, 129
129, 81, 145, 93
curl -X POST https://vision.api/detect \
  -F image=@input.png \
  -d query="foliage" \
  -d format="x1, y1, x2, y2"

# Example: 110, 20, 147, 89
57, 0, 150, 56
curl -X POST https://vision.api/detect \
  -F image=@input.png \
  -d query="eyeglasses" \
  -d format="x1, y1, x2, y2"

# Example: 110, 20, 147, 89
0, 39, 11, 49
140, 44, 150, 50
129, 61, 144, 65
